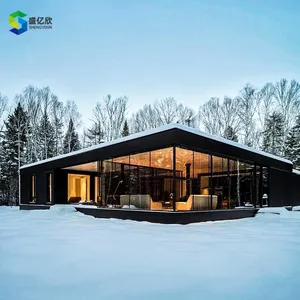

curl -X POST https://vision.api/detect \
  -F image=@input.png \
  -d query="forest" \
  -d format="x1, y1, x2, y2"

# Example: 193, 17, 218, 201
1, 78, 300, 205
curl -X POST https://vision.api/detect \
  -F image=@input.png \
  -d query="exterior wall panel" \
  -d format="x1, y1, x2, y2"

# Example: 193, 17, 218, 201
20, 172, 31, 204
54, 169, 68, 204
268, 168, 299, 206
36, 171, 47, 204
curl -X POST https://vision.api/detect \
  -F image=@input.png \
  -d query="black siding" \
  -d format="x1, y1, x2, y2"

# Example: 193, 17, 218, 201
20, 172, 31, 204
269, 168, 300, 206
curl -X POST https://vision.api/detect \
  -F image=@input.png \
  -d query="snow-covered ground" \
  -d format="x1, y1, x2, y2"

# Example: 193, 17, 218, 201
1, 206, 300, 300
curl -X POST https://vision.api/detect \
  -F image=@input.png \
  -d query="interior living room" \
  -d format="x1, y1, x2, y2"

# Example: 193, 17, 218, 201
63, 146, 269, 211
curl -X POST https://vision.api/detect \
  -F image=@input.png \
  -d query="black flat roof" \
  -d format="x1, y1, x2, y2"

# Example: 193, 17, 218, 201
20, 124, 292, 172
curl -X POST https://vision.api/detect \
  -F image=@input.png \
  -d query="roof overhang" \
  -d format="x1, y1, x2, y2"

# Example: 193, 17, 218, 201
20, 124, 292, 172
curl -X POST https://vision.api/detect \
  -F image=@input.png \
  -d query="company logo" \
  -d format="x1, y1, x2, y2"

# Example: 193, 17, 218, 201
9, 11, 52, 35
9, 10, 28, 35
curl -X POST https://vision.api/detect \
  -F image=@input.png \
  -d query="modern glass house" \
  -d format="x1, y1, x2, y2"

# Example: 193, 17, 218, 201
20, 124, 300, 223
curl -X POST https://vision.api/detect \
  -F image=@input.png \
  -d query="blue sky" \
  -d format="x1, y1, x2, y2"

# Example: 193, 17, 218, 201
1, 0, 300, 126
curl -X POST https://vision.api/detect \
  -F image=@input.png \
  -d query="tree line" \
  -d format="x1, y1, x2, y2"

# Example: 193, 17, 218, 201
0, 79, 300, 205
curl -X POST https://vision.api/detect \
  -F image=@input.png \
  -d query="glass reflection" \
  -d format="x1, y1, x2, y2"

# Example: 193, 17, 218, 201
64, 146, 268, 211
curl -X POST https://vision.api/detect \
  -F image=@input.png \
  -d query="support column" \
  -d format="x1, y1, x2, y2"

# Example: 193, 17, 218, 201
173, 146, 176, 212
259, 166, 263, 208
210, 155, 213, 209
185, 163, 191, 197
227, 159, 230, 209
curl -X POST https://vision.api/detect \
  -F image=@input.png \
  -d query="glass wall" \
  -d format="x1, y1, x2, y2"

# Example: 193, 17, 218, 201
97, 148, 174, 209
65, 145, 268, 211
211, 156, 229, 209
173, 147, 267, 211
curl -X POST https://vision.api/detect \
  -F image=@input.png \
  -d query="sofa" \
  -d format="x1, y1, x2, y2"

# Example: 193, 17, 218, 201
68, 196, 81, 204
120, 194, 162, 210
176, 194, 218, 211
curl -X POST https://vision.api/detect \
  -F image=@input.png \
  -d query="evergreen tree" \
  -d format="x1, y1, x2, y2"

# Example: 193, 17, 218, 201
223, 126, 238, 142
38, 112, 55, 160
0, 102, 28, 205
285, 116, 300, 168
262, 112, 284, 156
122, 120, 130, 137
87, 121, 103, 145
63, 119, 80, 153
51, 102, 64, 156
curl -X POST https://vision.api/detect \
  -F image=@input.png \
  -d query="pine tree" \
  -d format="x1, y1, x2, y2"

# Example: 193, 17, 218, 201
38, 112, 55, 160
63, 119, 80, 153
0, 102, 28, 205
285, 116, 300, 168
223, 126, 238, 142
87, 121, 103, 145
262, 112, 284, 156
52, 109, 64, 156
122, 120, 130, 137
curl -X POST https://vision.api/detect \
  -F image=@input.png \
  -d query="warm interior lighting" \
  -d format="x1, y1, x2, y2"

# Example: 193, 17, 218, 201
49, 174, 52, 202
47, 173, 52, 203
202, 188, 209, 195
64, 162, 98, 172
31, 175, 36, 201
95, 176, 101, 203
68, 174, 90, 201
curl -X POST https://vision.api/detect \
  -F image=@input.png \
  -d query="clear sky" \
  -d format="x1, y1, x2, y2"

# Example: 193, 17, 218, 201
1, 0, 300, 127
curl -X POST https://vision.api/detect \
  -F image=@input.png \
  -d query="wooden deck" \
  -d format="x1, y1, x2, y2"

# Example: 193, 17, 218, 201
75, 206, 258, 224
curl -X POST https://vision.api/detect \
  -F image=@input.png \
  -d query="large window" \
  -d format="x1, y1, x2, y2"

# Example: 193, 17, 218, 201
176, 147, 193, 202
212, 156, 229, 209
63, 146, 268, 211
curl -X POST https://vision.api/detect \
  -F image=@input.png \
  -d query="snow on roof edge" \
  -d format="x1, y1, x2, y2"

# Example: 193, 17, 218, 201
20, 123, 292, 170
174, 124, 292, 165
293, 169, 300, 175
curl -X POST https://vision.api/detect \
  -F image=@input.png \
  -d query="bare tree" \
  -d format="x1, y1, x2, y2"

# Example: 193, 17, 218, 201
50, 95, 65, 156
256, 83, 274, 129
0, 93, 8, 132
38, 87, 53, 115
93, 95, 128, 141
220, 96, 241, 139
154, 97, 178, 124
177, 104, 197, 127
255, 83, 274, 148
199, 97, 222, 135
130, 104, 161, 133
236, 84, 258, 147
64, 100, 82, 130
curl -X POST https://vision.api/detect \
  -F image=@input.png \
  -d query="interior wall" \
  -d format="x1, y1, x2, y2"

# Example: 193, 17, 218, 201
67, 174, 90, 201
95, 176, 101, 202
